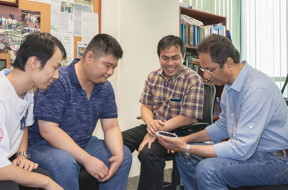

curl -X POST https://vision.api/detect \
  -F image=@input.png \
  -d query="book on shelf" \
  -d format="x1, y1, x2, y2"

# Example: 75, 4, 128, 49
180, 14, 226, 46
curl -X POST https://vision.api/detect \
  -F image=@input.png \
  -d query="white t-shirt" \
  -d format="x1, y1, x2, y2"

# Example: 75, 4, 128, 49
0, 70, 34, 168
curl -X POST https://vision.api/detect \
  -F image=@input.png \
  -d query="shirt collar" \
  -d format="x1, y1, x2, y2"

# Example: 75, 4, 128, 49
68, 59, 81, 85
227, 61, 249, 92
157, 66, 185, 81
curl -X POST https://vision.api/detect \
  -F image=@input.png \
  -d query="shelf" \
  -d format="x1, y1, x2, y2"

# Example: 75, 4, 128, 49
180, 7, 226, 26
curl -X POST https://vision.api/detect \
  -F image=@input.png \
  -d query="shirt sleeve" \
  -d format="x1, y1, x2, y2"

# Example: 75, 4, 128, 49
139, 75, 154, 106
34, 79, 67, 124
25, 90, 34, 127
205, 89, 229, 142
180, 74, 204, 119
0, 101, 12, 168
100, 82, 118, 119
212, 88, 274, 160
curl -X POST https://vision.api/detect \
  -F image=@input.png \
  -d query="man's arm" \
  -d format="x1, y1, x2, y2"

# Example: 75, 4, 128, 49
0, 164, 63, 190
12, 128, 38, 172
141, 104, 193, 135
38, 120, 110, 181
162, 115, 194, 131
158, 129, 216, 158
100, 118, 124, 181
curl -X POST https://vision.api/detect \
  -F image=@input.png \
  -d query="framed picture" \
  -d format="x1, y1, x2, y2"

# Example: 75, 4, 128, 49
0, 59, 6, 71
0, 0, 18, 7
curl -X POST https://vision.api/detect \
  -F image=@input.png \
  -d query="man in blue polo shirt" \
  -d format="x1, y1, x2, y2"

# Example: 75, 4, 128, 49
28, 34, 132, 190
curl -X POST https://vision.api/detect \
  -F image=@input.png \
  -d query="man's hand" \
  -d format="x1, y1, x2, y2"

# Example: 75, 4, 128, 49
147, 120, 164, 136
157, 135, 186, 152
138, 133, 156, 152
84, 156, 109, 181
12, 156, 38, 172
101, 155, 123, 182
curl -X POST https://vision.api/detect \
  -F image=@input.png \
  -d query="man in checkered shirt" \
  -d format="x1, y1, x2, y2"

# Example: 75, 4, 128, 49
122, 35, 204, 190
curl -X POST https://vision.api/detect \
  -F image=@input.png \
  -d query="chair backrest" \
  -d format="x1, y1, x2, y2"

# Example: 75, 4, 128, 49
281, 73, 288, 94
281, 73, 288, 106
201, 84, 216, 124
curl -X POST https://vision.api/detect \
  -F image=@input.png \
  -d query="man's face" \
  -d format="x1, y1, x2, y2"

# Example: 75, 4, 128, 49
34, 47, 62, 89
199, 52, 229, 86
159, 45, 184, 79
86, 53, 118, 84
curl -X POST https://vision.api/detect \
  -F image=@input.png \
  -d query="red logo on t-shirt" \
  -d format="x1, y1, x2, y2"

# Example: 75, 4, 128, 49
0, 128, 3, 142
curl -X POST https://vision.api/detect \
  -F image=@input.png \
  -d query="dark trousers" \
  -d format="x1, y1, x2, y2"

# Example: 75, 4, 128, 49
0, 168, 51, 190
122, 124, 189, 190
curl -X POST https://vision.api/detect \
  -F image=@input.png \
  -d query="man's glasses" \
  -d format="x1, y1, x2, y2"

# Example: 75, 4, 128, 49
199, 68, 216, 73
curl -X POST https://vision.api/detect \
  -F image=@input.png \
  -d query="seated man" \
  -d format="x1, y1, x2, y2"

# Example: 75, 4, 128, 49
0, 32, 66, 190
158, 34, 288, 190
28, 33, 132, 190
122, 35, 204, 190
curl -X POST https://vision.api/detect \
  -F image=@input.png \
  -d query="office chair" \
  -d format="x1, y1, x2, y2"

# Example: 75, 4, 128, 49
79, 168, 99, 190
163, 83, 216, 190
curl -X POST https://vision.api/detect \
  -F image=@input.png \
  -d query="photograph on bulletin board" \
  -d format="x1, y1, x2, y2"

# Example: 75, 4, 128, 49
0, 4, 22, 54
22, 10, 40, 34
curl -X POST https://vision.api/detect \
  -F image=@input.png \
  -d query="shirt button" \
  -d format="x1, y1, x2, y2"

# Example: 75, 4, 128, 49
231, 113, 234, 116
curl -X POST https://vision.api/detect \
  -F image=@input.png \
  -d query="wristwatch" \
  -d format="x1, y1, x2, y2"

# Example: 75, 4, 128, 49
185, 144, 191, 156
16, 151, 31, 159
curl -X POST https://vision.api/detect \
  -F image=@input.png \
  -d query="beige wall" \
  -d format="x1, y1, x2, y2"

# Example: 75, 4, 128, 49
93, 0, 179, 177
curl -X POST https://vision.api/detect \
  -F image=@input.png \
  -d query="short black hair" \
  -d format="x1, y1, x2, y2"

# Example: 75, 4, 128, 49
14, 32, 66, 71
197, 34, 240, 68
83, 33, 123, 59
157, 35, 185, 57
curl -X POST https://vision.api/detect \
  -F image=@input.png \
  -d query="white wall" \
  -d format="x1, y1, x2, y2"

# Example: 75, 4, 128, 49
93, 0, 179, 177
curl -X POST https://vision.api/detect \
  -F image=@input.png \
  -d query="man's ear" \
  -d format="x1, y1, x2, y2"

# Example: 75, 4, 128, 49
27, 56, 41, 70
225, 57, 234, 70
85, 51, 94, 64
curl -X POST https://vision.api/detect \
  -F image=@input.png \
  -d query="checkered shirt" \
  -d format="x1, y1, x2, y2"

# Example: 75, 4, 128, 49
140, 66, 204, 121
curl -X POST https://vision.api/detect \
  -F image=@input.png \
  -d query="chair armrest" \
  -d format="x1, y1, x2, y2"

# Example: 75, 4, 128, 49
178, 122, 209, 133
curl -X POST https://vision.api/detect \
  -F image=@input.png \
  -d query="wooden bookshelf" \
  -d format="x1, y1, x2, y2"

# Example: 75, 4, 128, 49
180, 6, 226, 118
180, 7, 226, 26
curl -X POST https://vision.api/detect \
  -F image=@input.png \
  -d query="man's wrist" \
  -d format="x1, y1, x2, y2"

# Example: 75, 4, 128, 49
184, 144, 191, 156
16, 151, 31, 159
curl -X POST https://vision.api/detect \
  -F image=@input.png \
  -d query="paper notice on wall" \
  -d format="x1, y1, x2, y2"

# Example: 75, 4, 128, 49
73, 3, 92, 36
82, 12, 98, 44
51, 0, 74, 33
51, 32, 74, 65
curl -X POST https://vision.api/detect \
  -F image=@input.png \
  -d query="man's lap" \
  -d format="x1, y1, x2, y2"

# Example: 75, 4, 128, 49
176, 151, 288, 187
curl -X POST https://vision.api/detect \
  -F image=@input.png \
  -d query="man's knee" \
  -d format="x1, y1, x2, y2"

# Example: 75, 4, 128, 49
195, 158, 221, 180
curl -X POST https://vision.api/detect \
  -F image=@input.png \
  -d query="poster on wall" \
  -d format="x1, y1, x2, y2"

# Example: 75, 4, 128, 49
77, 41, 87, 59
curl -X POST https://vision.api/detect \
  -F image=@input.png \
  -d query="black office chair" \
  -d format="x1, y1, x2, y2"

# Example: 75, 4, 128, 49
163, 83, 216, 190
79, 168, 99, 190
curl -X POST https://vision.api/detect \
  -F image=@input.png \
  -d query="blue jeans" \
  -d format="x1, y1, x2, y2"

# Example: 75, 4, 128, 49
28, 136, 132, 190
176, 150, 288, 190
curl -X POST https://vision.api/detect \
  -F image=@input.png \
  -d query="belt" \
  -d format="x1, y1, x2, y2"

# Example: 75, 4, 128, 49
272, 150, 288, 158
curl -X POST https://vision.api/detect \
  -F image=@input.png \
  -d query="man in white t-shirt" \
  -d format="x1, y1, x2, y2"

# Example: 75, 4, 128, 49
0, 32, 66, 190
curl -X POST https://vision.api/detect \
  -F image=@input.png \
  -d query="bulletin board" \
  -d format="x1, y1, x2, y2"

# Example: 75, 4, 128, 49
0, 0, 101, 67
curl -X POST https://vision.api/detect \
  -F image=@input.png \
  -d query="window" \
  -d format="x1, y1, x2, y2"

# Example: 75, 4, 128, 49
241, 0, 288, 95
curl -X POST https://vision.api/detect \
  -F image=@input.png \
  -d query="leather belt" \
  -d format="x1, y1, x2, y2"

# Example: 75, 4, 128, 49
272, 150, 288, 158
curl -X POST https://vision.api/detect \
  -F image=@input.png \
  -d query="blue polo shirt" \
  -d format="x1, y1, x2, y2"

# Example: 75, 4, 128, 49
29, 59, 118, 148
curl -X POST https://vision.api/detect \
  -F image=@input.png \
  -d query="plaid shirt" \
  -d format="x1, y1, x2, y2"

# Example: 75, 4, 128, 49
140, 66, 204, 121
